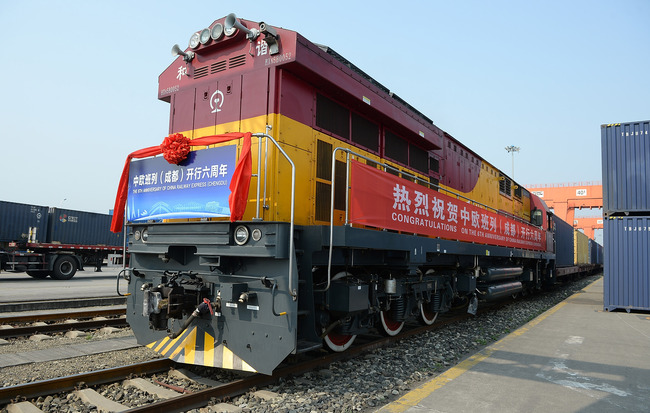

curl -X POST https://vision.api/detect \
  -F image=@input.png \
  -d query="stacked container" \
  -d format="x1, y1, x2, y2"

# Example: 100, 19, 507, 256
601, 120, 650, 311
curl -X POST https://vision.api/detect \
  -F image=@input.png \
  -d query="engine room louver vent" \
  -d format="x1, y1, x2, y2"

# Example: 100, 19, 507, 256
211, 60, 227, 73
194, 66, 209, 79
499, 173, 512, 197
229, 54, 246, 68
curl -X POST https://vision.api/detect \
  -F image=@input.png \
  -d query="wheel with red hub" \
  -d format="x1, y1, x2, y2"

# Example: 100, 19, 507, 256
324, 332, 357, 352
379, 310, 405, 336
419, 303, 439, 326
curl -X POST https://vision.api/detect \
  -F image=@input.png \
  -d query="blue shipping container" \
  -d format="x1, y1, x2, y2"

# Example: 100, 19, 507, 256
601, 120, 650, 215
0, 201, 50, 243
603, 216, 650, 312
47, 208, 123, 246
552, 215, 574, 268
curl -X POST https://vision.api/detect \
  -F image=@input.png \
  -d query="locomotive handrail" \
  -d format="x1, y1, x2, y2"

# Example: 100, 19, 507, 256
253, 125, 273, 220
252, 130, 297, 301
321, 147, 538, 292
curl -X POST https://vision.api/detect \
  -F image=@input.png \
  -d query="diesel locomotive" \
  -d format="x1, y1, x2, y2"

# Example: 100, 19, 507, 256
113, 13, 600, 375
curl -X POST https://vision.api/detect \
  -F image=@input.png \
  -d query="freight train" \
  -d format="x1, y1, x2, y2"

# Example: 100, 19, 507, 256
114, 14, 602, 375
0, 201, 124, 279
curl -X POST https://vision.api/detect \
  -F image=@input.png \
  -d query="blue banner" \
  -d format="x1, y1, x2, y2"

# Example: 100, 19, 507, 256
127, 145, 237, 221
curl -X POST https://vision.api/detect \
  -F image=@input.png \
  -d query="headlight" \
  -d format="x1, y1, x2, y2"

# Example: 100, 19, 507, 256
252, 228, 262, 242
234, 225, 249, 245
133, 230, 141, 241
199, 28, 211, 45
142, 229, 149, 242
189, 32, 200, 49
211, 23, 224, 41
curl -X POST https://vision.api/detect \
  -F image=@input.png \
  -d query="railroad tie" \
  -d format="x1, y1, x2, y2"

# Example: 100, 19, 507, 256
123, 377, 181, 399
74, 388, 128, 412
169, 368, 223, 387
6, 401, 44, 413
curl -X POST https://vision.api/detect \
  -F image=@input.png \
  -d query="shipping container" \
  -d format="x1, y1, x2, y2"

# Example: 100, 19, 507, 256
47, 208, 123, 246
552, 215, 574, 267
0, 201, 49, 243
574, 229, 590, 265
591, 239, 596, 264
603, 216, 650, 312
597, 243, 604, 265
601, 120, 650, 215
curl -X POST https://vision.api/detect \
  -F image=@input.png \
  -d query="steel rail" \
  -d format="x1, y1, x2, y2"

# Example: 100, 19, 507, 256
0, 359, 174, 405
0, 316, 128, 339
0, 308, 125, 324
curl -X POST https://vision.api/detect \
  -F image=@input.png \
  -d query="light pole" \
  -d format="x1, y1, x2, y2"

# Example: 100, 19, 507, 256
505, 145, 520, 178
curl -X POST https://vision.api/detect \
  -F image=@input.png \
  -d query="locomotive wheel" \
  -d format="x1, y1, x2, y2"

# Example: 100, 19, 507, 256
51, 256, 78, 280
379, 310, 405, 336
419, 303, 439, 326
26, 270, 49, 279
324, 332, 357, 352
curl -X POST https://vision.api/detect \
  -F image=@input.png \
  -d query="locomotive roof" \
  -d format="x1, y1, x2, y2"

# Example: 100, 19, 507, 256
314, 44, 435, 127
160, 15, 444, 151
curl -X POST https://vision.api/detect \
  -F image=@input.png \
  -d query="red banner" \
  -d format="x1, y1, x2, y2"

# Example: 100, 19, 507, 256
349, 161, 545, 251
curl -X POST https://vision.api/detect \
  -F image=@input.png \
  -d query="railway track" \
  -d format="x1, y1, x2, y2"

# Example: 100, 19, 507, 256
0, 307, 128, 339
1, 307, 480, 412
2, 277, 597, 412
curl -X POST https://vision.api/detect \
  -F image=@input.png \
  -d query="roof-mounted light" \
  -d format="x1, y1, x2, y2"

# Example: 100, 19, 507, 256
211, 23, 224, 41
189, 32, 200, 49
199, 28, 211, 45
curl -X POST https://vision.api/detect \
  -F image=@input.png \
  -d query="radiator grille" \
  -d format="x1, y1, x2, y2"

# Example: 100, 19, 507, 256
229, 54, 246, 68
211, 60, 227, 73
194, 66, 209, 79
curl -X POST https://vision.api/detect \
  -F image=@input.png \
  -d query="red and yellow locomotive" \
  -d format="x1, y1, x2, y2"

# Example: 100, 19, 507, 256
115, 14, 588, 375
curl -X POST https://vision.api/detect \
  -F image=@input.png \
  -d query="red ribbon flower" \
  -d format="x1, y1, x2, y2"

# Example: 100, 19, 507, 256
161, 133, 191, 164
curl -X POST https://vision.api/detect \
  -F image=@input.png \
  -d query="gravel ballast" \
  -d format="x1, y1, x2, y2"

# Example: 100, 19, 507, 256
0, 275, 601, 413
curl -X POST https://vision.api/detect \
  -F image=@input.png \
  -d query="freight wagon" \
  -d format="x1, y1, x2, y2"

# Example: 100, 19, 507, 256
551, 215, 602, 277
0, 201, 124, 279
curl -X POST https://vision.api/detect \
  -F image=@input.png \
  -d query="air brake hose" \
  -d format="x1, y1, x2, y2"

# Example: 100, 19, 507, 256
169, 298, 213, 339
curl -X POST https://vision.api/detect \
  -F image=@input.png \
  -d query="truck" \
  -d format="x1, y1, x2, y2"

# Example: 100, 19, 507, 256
0, 201, 124, 279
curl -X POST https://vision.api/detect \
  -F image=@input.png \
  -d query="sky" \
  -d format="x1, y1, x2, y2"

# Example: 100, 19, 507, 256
0, 0, 648, 217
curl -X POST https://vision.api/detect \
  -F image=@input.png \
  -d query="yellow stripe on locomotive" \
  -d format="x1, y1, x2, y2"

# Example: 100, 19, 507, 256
146, 326, 257, 372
